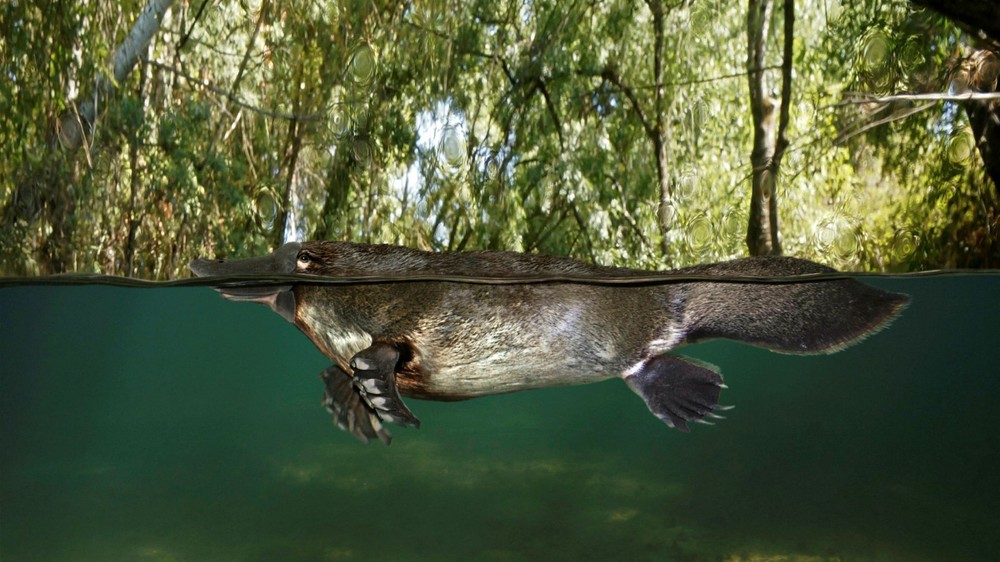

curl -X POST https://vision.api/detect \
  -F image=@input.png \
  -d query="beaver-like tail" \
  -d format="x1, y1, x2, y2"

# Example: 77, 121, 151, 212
676, 256, 908, 354
623, 257, 907, 432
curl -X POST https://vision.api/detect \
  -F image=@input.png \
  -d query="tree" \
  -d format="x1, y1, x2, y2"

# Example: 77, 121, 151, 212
1, 0, 996, 277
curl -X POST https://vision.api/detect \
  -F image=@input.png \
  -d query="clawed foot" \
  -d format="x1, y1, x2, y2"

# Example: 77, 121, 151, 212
350, 343, 421, 429
318, 342, 422, 444
624, 353, 730, 432
320, 365, 392, 445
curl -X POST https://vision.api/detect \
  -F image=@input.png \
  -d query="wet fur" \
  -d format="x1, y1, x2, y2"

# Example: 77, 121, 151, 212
288, 242, 908, 400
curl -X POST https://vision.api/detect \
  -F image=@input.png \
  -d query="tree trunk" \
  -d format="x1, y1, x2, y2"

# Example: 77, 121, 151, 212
911, 1, 1000, 193
745, 0, 793, 256
54, 0, 175, 151
746, 95, 781, 256
961, 50, 1000, 194
646, 0, 672, 259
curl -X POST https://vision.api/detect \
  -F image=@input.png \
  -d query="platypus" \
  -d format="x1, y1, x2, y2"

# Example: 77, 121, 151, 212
189, 241, 908, 444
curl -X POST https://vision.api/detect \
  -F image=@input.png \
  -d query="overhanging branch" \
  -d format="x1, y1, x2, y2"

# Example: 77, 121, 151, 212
54, 0, 176, 151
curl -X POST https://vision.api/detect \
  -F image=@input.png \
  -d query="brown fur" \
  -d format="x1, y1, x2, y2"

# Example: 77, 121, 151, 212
193, 241, 908, 400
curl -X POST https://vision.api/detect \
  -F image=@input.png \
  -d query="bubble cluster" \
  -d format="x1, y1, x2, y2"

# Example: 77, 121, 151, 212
812, 217, 858, 261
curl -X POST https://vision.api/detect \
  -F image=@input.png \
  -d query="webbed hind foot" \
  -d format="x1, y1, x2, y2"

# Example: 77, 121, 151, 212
624, 354, 729, 432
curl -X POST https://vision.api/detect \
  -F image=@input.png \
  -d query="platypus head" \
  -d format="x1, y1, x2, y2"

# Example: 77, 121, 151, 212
189, 241, 310, 323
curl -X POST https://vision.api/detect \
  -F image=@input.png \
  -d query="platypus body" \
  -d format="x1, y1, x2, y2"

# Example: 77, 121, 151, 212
190, 241, 908, 444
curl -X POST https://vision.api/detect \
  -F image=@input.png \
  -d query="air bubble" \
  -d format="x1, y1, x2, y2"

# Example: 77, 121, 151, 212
722, 207, 747, 240
890, 230, 919, 261
859, 30, 890, 74
833, 229, 859, 261
660, 201, 677, 226
329, 104, 353, 137
980, 52, 1000, 86
814, 220, 837, 250
685, 212, 714, 254
947, 130, 975, 165
673, 166, 698, 199
252, 188, 279, 231
347, 45, 378, 87
439, 126, 466, 171
897, 37, 925, 73
687, 101, 707, 133
351, 137, 375, 166
857, 29, 894, 92
484, 154, 500, 180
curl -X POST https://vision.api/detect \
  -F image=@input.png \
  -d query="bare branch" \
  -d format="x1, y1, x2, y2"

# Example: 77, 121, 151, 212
664, 65, 783, 88
834, 103, 936, 144
830, 91, 1000, 108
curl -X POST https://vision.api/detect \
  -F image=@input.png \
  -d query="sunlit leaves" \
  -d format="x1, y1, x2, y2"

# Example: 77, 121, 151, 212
1, 0, 995, 276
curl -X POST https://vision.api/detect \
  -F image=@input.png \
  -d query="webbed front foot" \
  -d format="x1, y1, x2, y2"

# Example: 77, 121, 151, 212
320, 364, 392, 445
350, 343, 421, 429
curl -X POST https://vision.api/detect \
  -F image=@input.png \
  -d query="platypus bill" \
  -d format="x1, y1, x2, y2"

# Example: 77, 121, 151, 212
189, 242, 908, 445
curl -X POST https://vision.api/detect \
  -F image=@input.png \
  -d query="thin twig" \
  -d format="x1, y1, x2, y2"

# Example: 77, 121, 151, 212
144, 58, 326, 121
833, 102, 935, 144
599, 67, 657, 143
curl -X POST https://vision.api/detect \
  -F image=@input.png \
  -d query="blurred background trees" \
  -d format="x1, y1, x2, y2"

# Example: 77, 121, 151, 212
1, 0, 997, 278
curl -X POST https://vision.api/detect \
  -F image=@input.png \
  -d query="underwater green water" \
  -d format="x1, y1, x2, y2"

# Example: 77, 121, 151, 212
1, 275, 999, 562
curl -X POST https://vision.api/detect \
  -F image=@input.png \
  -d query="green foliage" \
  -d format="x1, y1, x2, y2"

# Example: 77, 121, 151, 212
0, 0, 996, 277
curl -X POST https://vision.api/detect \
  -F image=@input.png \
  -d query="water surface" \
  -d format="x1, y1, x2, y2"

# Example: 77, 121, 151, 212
1, 274, 998, 561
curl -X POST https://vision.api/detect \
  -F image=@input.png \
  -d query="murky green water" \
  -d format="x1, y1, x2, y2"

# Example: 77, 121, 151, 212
2, 274, 998, 561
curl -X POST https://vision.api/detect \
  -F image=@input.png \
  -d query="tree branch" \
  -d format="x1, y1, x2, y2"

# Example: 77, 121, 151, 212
774, 0, 794, 161
833, 103, 936, 144
830, 91, 1000, 107
536, 78, 565, 150
599, 67, 657, 143
54, 0, 176, 151
206, 0, 268, 157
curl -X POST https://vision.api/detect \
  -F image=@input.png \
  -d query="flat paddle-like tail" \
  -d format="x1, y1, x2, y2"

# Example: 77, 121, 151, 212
624, 256, 908, 431
677, 256, 909, 353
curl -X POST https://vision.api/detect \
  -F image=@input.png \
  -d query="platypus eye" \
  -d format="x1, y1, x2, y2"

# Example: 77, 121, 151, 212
296, 252, 313, 268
